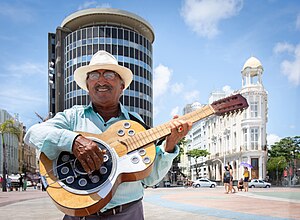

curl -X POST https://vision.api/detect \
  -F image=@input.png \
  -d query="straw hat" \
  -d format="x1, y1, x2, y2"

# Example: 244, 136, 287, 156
74, 50, 133, 91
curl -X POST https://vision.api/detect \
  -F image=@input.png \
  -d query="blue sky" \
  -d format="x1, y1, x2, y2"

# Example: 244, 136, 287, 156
0, 0, 299, 146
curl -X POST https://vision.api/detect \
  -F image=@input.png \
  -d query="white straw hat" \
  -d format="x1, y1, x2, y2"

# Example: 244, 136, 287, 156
74, 50, 133, 91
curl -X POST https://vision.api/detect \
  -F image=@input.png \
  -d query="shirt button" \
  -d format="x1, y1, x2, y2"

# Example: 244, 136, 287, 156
104, 123, 107, 127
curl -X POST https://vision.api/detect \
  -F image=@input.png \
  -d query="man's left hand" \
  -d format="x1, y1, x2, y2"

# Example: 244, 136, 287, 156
165, 115, 192, 153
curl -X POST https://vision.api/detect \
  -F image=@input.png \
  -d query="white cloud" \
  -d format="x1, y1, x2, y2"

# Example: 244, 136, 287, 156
281, 44, 300, 86
78, 1, 111, 10
222, 85, 234, 95
267, 134, 281, 147
184, 90, 200, 103
181, 0, 243, 38
1, 62, 46, 78
273, 42, 295, 54
273, 42, 300, 86
170, 106, 179, 117
0, 3, 33, 23
153, 64, 172, 98
171, 83, 184, 94
296, 13, 300, 30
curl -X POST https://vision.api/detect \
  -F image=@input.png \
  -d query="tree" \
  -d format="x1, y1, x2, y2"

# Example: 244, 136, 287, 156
173, 137, 188, 163
1, 119, 21, 192
187, 149, 210, 178
267, 136, 300, 184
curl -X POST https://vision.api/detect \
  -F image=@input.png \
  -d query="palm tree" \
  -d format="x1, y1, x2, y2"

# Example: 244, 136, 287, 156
1, 119, 21, 192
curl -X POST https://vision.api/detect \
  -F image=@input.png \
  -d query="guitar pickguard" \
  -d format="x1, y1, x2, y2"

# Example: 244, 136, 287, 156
54, 137, 117, 195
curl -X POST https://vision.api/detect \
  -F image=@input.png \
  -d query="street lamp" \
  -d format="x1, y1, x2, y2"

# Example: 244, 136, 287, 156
276, 160, 283, 186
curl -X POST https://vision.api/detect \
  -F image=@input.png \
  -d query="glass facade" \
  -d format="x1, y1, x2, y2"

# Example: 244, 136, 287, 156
62, 25, 153, 127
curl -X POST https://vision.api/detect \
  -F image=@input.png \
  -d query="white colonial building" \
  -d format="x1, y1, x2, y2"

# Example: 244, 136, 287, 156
180, 56, 268, 182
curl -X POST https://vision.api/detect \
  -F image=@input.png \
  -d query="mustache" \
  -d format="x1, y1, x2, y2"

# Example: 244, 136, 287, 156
94, 84, 112, 90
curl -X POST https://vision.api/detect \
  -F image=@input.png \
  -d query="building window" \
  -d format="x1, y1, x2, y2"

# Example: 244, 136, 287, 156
243, 128, 247, 150
250, 101, 258, 117
250, 127, 259, 150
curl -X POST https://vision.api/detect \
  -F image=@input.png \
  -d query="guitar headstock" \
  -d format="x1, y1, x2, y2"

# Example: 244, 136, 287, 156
211, 94, 248, 116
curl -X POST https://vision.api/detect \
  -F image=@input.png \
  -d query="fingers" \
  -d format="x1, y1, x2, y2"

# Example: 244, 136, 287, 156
165, 117, 192, 153
169, 118, 191, 136
72, 135, 104, 174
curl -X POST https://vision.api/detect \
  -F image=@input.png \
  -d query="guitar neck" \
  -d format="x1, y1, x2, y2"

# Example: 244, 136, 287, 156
123, 105, 215, 152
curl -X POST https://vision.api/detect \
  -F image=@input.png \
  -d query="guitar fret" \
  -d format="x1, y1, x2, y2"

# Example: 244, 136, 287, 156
142, 131, 152, 143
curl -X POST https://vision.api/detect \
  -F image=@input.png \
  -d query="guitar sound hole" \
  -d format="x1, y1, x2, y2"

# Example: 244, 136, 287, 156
56, 141, 113, 192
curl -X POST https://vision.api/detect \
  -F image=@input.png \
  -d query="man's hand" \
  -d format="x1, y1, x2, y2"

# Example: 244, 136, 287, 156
165, 115, 192, 153
72, 135, 105, 174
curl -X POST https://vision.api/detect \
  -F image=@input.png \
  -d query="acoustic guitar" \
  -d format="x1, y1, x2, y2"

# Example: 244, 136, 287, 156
39, 94, 248, 216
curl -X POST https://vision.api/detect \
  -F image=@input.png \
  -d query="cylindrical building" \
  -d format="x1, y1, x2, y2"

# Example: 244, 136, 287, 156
48, 8, 155, 127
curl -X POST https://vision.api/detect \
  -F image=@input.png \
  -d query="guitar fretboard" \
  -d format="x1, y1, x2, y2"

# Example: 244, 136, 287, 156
122, 105, 215, 152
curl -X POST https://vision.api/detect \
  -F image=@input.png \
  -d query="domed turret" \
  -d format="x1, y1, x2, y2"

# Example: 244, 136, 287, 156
241, 56, 263, 77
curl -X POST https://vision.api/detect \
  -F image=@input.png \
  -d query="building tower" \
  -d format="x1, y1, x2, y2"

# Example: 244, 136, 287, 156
240, 56, 268, 180
48, 8, 155, 127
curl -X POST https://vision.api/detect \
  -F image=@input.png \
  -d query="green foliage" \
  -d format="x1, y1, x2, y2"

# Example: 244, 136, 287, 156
187, 149, 210, 178
187, 149, 210, 159
267, 136, 299, 180
0, 119, 21, 137
1, 119, 21, 192
174, 137, 188, 163
268, 136, 300, 163
266, 156, 287, 171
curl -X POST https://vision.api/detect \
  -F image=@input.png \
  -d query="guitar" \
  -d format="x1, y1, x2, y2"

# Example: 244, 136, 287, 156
39, 94, 248, 216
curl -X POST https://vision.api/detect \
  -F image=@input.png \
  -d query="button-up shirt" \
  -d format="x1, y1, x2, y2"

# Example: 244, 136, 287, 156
24, 103, 178, 211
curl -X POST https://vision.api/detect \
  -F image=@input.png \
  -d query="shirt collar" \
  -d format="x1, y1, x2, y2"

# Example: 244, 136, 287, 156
84, 102, 130, 119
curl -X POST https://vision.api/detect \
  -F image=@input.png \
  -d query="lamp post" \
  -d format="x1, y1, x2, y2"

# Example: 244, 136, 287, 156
276, 160, 282, 186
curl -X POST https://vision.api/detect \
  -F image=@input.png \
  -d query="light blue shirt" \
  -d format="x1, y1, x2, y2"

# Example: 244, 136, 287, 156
24, 103, 178, 211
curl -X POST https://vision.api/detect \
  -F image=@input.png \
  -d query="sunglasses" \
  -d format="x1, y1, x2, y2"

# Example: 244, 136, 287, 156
87, 71, 117, 81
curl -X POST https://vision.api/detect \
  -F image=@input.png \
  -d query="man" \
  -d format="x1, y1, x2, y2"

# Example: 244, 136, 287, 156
24, 50, 192, 219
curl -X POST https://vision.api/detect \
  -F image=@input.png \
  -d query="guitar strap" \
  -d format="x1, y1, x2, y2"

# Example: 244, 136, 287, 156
128, 112, 151, 130
128, 113, 165, 146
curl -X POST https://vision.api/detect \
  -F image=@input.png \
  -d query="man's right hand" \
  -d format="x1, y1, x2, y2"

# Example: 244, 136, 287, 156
72, 135, 105, 174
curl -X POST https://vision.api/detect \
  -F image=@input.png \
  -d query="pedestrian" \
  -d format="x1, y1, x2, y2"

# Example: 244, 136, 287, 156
227, 162, 236, 193
237, 178, 244, 191
23, 177, 27, 191
243, 167, 250, 192
6, 176, 12, 191
224, 166, 230, 194
24, 50, 192, 220
19, 174, 23, 191
0, 175, 2, 190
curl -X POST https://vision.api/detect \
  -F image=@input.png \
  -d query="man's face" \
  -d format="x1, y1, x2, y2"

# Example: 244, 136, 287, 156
86, 69, 124, 107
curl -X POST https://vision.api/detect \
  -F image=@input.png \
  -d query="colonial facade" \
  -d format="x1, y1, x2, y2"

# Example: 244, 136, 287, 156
0, 109, 37, 176
180, 56, 268, 182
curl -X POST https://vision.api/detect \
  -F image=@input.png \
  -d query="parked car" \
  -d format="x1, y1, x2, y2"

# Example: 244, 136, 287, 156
249, 179, 271, 188
192, 178, 217, 188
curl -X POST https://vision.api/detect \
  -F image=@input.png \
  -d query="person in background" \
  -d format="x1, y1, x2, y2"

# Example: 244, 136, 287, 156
0, 175, 3, 190
24, 50, 192, 220
237, 178, 244, 191
23, 177, 27, 191
224, 166, 230, 194
243, 167, 250, 192
19, 174, 23, 191
227, 162, 236, 193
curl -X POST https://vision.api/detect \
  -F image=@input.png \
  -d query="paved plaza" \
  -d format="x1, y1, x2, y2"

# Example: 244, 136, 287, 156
0, 186, 299, 219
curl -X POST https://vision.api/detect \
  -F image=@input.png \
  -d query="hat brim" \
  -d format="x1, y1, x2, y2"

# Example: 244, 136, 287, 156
74, 64, 133, 92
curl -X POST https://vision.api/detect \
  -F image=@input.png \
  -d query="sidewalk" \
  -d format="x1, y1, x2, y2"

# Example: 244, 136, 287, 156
0, 187, 299, 219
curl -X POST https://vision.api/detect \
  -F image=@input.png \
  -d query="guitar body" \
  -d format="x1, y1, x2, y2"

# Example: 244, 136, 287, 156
39, 120, 156, 216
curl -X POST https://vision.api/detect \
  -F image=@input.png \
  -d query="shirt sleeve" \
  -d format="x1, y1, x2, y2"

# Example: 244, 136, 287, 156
24, 109, 79, 160
142, 140, 179, 186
